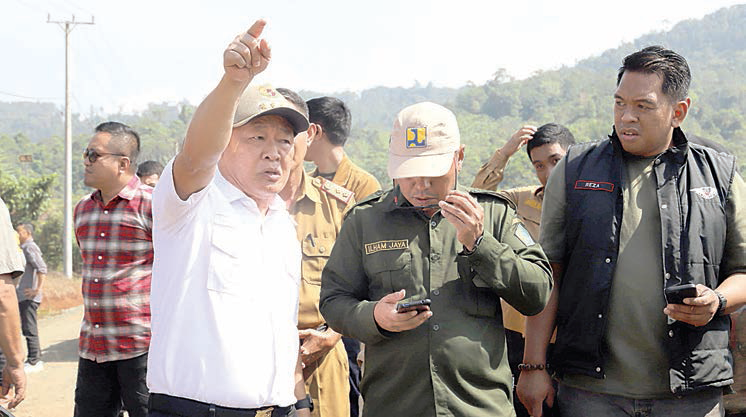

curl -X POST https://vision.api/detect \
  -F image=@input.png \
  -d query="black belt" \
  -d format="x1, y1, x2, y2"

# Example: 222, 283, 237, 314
149, 393, 294, 417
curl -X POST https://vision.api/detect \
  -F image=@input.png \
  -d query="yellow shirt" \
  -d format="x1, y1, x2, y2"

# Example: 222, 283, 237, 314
290, 171, 353, 417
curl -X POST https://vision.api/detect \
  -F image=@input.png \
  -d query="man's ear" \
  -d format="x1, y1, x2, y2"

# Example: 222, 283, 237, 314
306, 123, 318, 146
120, 157, 131, 174
672, 97, 690, 128
455, 145, 465, 172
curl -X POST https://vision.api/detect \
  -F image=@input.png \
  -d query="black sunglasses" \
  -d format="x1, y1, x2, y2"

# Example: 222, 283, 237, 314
83, 148, 127, 163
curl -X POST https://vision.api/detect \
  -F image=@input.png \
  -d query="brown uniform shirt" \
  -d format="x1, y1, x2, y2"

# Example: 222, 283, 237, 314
311, 154, 381, 202
290, 171, 352, 417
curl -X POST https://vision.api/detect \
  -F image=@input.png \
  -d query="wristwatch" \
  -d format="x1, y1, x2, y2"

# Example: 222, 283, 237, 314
714, 290, 727, 316
295, 394, 314, 412
461, 234, 484, 256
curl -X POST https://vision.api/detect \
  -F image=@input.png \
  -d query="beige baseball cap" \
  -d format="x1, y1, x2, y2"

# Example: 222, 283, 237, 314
232, 84, 309, 134
387, 102, 460, 179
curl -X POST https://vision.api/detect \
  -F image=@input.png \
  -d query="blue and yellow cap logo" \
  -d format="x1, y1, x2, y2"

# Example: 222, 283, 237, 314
405, 127, 427, 148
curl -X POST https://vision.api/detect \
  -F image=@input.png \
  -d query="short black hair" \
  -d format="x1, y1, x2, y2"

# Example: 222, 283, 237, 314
526, 123, 576, 161
136, 160, 164, 178
306, 97, 351, 146
95, 121, 141, 165
276, 88, 309, 119
617, 46, 691, 102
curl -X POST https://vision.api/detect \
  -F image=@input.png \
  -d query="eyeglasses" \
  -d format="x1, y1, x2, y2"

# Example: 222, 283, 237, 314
83, 148, 126, 163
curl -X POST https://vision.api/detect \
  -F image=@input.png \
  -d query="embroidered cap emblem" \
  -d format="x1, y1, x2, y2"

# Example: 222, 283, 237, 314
405, 127, 427, 148
691, 187, 717, 200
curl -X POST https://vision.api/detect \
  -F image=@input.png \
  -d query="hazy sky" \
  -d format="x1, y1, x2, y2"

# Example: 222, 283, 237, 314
2, 0, 743, 113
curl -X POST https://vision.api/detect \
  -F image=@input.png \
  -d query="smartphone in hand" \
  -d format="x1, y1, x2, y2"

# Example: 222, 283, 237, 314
396, 299, 432, 313
664, 283, 698, 305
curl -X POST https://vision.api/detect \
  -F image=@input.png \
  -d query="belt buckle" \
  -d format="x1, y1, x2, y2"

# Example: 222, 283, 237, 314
255, 407, 274, 417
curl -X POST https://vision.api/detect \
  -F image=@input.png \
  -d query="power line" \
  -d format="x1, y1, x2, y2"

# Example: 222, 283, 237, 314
0, 90, 63, 101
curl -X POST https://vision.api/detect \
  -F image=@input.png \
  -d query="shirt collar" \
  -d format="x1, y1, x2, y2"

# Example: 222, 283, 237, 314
294, 171, 322, 206
334, 153, 353, 184
93, 175, 141, 203
20, 237, 33, 249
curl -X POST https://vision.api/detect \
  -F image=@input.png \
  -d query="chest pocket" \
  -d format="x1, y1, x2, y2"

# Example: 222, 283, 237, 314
207, 215, 250, 295
301, 237, 334, 286
364, 250, 413, 300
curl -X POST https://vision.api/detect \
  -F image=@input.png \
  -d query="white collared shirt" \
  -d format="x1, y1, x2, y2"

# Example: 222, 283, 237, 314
147, 160, 301, 408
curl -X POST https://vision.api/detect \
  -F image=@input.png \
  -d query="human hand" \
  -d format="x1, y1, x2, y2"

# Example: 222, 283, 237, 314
501, 125, 537, 157
373, 290, 432, 333
664, 284, 719, 327
438, 190, 484, 251
1, 363, 26, 409
223, 19, 272, 84
22, 288, 38, 298
299, 328, 341, 380
516, 369, 555, 417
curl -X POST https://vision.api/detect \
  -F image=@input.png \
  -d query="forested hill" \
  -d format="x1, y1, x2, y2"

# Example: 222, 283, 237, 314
1, 4, 744, 196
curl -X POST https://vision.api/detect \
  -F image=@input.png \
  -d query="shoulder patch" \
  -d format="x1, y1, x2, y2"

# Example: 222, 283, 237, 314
314, 177, 355, 204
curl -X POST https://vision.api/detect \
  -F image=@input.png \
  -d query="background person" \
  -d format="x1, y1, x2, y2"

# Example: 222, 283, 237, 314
74, 121, 152, 417
278, 87, 352, 417
0, 197, 26, 410
136, 160, 164, 187
14, 223, 47, 374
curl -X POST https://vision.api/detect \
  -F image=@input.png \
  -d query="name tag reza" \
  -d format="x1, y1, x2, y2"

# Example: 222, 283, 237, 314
574, 180, 614, 192
365, 240, 409, 255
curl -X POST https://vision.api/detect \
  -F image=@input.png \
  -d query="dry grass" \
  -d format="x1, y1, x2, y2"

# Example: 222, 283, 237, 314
38, 271, 83, 317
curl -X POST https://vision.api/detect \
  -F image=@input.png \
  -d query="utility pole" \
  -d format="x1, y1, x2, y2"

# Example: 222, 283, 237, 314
48, 14, 94, 278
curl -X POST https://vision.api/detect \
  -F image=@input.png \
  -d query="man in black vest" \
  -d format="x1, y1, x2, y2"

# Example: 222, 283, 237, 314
518, 46, 746, 417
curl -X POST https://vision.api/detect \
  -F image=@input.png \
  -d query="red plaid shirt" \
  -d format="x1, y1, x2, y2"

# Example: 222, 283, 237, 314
74, 175, 153, 362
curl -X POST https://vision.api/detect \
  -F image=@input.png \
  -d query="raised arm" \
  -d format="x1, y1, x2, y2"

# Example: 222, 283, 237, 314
472, 125, 537, 190
172, 19, 272, 199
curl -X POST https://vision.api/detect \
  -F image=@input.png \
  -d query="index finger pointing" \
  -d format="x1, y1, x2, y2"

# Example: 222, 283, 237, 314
247, 19, 267, 39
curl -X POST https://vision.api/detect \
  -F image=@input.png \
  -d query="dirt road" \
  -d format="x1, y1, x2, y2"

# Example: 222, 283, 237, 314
12, 306, 82, 417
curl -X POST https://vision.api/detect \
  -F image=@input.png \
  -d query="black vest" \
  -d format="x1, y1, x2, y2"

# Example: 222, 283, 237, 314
553, 128, 736, 394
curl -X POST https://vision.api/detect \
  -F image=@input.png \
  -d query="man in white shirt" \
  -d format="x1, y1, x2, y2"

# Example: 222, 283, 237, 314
147, 19, 313, 417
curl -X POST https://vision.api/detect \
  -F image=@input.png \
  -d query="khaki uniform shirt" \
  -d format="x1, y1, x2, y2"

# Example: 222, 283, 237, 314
472, 148, 510, 192
290, 171, 353, 417
320, 186, 553, 417
312, 154, 381, 202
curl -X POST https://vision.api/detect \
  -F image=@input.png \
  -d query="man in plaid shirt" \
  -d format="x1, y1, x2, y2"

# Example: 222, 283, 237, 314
73, 121, 153, 417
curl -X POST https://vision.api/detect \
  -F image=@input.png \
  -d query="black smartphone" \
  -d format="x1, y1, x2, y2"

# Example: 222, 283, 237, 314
0, 405, 14, 417
664, 283, 698, 304
396, 299, 432, 313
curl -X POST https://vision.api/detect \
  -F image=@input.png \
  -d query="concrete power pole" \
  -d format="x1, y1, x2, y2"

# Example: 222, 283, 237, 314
47, 14, 94, 278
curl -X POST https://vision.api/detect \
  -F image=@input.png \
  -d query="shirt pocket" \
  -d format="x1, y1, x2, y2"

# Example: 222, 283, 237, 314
365, 250, 413, 300
207, 215, 247, 295
301, 236, 334, 286
460, 269, 500, 318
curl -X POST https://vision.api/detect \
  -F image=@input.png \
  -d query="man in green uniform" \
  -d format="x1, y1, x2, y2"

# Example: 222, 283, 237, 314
320, 102, 553, 417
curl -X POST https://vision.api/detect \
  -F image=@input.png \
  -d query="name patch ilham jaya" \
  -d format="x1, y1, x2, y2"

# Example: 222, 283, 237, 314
365, 240, 409, 255
574, 180, 614, 192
